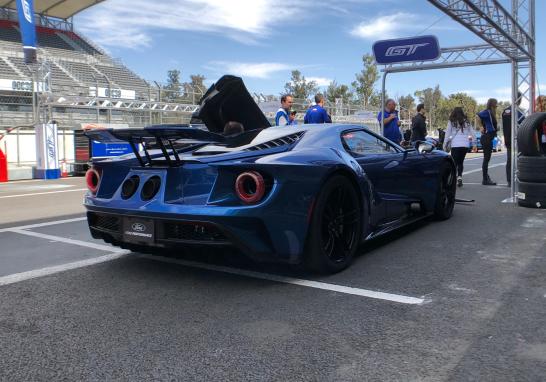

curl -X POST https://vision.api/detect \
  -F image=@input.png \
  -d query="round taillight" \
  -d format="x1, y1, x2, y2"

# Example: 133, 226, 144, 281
141, 176, 161, 201
85, 168, 100, 194
235, 171, 265, 204
121, 175, 140, 199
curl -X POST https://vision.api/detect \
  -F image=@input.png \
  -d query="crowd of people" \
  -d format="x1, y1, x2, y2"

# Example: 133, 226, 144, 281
376, 96, 540, 187
268, 92, 546, 188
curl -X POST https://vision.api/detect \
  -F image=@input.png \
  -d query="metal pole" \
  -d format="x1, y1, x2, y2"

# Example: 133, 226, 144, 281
106, 76, 111, 123
381, 70, 387, 136
154, 81, 162, 125
510, 59, 518, 203
528, 0, 536, 112
92, 74, 99, 123
16, 127, 20, 167
148, 85, 152, 125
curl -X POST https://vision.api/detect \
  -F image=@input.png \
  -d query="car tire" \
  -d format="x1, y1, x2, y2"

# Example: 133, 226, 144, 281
433, 162, 456, 220
517, 112, 546, 156
518, 156, 546, 183
304, 175, 362, 274
517, 181, 546, 209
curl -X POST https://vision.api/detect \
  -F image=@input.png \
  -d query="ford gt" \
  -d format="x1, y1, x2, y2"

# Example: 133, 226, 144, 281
84, 75, 456, 273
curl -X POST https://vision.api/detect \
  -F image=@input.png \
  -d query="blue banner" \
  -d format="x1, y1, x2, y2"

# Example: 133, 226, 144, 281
15, 0, 37, 64
373, 35, 440, 65
91, 141, 133, 158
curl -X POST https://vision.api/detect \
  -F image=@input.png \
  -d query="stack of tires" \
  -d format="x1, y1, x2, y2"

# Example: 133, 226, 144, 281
517, 112, 546, 208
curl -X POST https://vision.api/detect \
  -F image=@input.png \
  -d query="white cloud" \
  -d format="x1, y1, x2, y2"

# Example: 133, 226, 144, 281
77, 0, 307, 49
350, 12, 417, 40
307, 77, 333, 87
205, 61, 291, 79
349, 12, 460, 41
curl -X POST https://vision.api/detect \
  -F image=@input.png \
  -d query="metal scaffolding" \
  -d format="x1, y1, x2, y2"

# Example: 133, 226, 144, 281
380, 0, 535, 204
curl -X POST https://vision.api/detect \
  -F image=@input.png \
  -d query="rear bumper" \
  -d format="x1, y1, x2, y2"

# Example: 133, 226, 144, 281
86, 205, 307, 264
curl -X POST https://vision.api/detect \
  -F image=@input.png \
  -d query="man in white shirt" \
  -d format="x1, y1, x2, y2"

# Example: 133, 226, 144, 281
275, 94, 293, 126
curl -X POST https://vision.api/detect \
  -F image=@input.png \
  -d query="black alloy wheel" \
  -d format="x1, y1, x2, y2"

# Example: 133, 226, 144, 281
304, 175, 362, 274
434, 163, 456, 220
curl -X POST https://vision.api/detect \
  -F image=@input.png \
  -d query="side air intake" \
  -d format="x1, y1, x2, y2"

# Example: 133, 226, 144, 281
245, 131, 305, 151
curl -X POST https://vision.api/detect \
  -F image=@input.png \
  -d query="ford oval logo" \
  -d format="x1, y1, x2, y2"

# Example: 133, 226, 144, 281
131, 223, 146, 232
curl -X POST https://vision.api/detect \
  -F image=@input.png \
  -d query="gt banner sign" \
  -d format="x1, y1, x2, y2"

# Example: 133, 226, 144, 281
15, 0, 37, 64
0, 79, 46, 92
35, 123, 60, 179
373, 35, 440, 65
89, 87, 136, 100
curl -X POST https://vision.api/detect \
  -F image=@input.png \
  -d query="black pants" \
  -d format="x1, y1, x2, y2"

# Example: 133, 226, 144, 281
481, 133, 494, 179
451, 147, 468, 177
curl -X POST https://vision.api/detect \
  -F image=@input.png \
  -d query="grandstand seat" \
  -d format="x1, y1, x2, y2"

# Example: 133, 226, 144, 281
5, 57, 32, 78
0, 20, 21, 44
35, 26, 75, 50
0, 58, 21, 79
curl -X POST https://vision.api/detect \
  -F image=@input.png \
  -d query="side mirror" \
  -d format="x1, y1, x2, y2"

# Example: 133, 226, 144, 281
416, 141, 434, 154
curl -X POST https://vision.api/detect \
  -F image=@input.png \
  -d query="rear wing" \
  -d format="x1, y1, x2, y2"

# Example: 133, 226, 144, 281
84, 125, 225, 166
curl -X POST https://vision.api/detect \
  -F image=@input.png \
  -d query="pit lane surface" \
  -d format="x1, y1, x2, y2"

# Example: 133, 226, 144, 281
1, 152, 545, 381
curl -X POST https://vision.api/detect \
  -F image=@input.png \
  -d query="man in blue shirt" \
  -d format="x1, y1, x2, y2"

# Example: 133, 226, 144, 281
275, 94, 293, 126
477, 98, 498, 185
377, 99, 402, 144
304, 94, 332, 124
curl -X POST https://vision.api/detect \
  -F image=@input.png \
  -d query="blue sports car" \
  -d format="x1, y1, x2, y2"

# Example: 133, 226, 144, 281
84, 76, 456, 273
473, 132, 502, 152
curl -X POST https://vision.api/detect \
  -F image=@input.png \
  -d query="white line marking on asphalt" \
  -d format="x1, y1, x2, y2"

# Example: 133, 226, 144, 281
464, 153, 505, 161
140, 254, 425, 305
463, 163, 505, 175
1, 218, 424, 305
9, 229, 127, 253
0, 188, 87, 199
0, 217, 87, 233
0, 177, 75, 184
0, 251, 130, 286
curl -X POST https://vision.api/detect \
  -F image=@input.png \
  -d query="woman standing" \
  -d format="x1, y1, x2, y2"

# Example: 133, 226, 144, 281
477, 98, 499, 185
444, 107, 477, 187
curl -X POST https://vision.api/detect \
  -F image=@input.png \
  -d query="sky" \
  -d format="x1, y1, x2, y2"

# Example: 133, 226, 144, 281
75, 0, 545, 104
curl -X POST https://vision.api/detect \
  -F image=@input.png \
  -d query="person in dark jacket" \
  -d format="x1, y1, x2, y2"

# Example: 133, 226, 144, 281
501, 92, 524, 187
410, 103, 427, 143
477, 98, 498, 185
304, 94, 332, 124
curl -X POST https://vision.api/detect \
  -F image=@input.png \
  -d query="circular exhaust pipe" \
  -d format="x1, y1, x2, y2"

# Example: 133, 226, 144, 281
85, 168, 100, 194
235, 171, 266, 204
121, 175, 140, 199
141, 176, 161, 201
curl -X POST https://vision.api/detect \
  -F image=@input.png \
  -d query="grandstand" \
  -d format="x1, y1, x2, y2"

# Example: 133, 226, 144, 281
0, 1, 204, 178
0, 17, 150, 98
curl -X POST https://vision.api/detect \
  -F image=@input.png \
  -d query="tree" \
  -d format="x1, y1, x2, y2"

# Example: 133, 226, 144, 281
397, 94, 415, 121
183, 74, 206, 103
326, 80, 352, 103
164, 69, 182, 102
325, 80, 353, 116
368, 90, 386, 109
283, 70, 318, 100
437, 92, 478, 129
414, 85, 443, 129
352, 53, 380, 108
